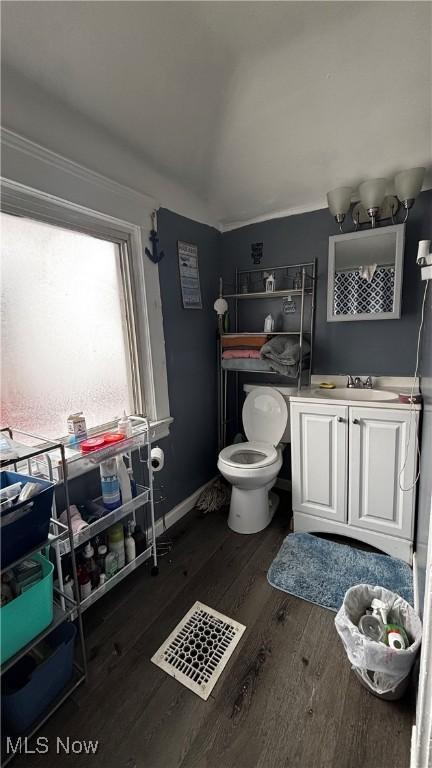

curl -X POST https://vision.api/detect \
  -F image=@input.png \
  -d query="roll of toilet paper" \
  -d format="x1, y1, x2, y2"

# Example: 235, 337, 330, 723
150, 446, 165, 472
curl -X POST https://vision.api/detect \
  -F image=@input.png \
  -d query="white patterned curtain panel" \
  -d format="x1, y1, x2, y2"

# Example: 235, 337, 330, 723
333, 267, 395, 315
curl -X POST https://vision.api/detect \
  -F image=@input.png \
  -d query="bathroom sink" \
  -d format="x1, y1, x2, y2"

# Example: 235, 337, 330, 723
311, 388, 398, 402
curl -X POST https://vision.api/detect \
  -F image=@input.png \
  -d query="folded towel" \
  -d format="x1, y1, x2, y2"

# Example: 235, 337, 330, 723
222, 349, 261, 359
260, 335, 310, 367
221, 334, 268, 350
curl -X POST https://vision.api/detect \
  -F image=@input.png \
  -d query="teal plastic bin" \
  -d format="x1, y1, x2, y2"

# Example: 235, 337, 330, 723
1, 553, 54, 664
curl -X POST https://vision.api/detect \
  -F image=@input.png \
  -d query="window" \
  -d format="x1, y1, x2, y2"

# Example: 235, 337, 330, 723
1, 212, 139, 439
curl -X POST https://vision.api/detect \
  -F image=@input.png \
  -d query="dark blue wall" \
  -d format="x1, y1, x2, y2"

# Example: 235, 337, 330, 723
154, 209, 222, 519
221, 189, 432, 376
151, 193, 431, 516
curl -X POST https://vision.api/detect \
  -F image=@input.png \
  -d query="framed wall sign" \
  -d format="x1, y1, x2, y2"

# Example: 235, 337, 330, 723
178, 241, 202, 309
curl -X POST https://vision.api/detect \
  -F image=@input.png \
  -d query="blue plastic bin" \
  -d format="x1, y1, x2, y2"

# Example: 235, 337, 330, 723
1, 553, 54, 664
2, 622, 76, 734
1, 471, 54, 568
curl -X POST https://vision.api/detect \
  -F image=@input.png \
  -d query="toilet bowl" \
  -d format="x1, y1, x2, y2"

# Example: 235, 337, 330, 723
218, 387, 288, 534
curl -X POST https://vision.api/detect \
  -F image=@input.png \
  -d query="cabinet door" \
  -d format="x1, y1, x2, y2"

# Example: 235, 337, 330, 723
349, 407, 416, 540
291, 402, 348, 522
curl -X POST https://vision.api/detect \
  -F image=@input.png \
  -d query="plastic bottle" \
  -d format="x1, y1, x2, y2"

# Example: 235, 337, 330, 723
118, 411, 133, 438
83, 542, 100, 589
133, 525, 147, 556
96, 544, 108, 572
108, 524, 125, 570
125, 521, 136, 564
100, 459, 121, 510
78, 570, 91, 600
117, 456, 132, 504
63, 576, 75, 603
104, 550, 118, 579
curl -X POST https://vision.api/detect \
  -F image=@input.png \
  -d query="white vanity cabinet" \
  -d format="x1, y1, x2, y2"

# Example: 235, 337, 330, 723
291, 400, 417, 564
290, 402, 348, 522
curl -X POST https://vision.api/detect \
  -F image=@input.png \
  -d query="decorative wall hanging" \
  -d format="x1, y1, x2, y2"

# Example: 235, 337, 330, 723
145, 211, 165, 264
178, 241, 202, 309
251, 242, 263, 264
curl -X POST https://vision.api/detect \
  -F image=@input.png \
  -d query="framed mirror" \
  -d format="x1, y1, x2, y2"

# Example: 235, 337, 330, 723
327, 223, 405, 322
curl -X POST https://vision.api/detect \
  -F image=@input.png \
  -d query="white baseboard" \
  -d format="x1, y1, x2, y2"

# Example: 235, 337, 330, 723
152, 476, 218, 538
275, 477, 292, 492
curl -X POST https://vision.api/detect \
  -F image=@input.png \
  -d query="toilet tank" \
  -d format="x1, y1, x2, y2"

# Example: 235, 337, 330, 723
243, 383, 296, 443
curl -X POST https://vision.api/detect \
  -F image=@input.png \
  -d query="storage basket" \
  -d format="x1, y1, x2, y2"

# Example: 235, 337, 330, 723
1, 553, 54, 664
1, 471, 54, 568
2, 622, 76, 734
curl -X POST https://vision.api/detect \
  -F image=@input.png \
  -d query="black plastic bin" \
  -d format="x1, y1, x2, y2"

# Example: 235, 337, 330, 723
1, 471, 54, 567
2, 622, 77, 735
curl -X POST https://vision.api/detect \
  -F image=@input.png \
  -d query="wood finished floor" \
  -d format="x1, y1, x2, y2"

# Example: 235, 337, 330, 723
15, 502, 414, 768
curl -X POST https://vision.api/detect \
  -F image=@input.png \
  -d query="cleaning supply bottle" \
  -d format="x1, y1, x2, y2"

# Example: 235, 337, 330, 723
108, 524, 125, 569
133, 524, 147, 556
118, 411, 133, 438
104, 550, 118, 579
125, 521, 136, 564
100, 459, 121, 510
78, 569, 91, 600
83, 542, 100, 589
117, 456, 132, 504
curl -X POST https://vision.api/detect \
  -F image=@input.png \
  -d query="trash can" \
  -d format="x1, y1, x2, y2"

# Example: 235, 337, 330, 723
335, 584, 422, 699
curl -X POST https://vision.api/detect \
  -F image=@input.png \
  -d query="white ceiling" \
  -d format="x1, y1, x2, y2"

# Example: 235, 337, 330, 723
2, 1, 431, 229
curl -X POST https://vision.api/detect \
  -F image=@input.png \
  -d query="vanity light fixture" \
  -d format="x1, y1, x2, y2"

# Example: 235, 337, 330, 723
395, 167, 426, 222
326, 187, 353, 232
327, 167, 425, 231
358, 179, 387, 229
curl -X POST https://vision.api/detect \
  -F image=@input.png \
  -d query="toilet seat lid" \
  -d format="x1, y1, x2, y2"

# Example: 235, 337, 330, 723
242, 387, 288, 446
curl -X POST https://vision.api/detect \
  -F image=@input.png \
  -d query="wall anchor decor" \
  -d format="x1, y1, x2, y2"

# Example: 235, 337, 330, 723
251, 242, 263, 264
145, 211, 165, 264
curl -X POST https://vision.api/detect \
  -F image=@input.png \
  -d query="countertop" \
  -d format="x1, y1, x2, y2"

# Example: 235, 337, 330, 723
289, 376, 421, 410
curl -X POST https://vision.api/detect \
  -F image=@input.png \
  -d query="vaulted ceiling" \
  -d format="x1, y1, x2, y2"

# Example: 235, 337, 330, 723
2, 1, 431, 228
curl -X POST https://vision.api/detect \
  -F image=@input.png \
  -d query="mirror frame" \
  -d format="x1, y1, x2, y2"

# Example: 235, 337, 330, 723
327, 223, 405, 322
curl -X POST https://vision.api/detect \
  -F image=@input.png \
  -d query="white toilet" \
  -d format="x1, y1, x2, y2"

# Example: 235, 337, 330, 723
218, 386, 288, 534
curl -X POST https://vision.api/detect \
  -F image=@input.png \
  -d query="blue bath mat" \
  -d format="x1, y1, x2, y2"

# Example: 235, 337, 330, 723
267, 533, 413, 611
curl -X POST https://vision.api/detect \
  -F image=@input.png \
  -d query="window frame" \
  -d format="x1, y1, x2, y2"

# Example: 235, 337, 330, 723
1, 178, 172, 440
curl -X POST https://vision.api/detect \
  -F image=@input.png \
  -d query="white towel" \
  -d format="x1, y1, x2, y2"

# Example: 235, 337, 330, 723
359, 264, 377, 283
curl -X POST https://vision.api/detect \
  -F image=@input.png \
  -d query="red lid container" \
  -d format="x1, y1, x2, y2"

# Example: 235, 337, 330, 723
103, 433, 125, 445
80, 437, 105, 453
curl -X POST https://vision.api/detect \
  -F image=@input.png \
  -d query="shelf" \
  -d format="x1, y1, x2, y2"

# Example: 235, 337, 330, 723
1, 601, 74, 674
1, 517, 69, 574
0, 431, 64, 469
1, 664, 86, 767
2, 418, 151, 482
72, 546, 152, 617
59, 486, 149, 554
223, 289, 313, 300
63, 427, 148, 467
221, 331, 311, 337
221, 366, 299, 376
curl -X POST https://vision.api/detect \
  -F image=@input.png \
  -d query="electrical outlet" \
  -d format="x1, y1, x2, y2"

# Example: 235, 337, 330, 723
421, 265, 432, 281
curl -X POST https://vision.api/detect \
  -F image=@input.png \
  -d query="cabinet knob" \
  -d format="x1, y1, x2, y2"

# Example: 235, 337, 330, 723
352, 418, 360, 424
337, 416, 344, 423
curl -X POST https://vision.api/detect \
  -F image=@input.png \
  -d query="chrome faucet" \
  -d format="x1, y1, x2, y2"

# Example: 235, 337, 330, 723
346, 375, 373, 389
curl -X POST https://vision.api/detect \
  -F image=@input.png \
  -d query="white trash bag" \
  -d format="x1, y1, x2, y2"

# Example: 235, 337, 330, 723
335, 584, 422, 696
